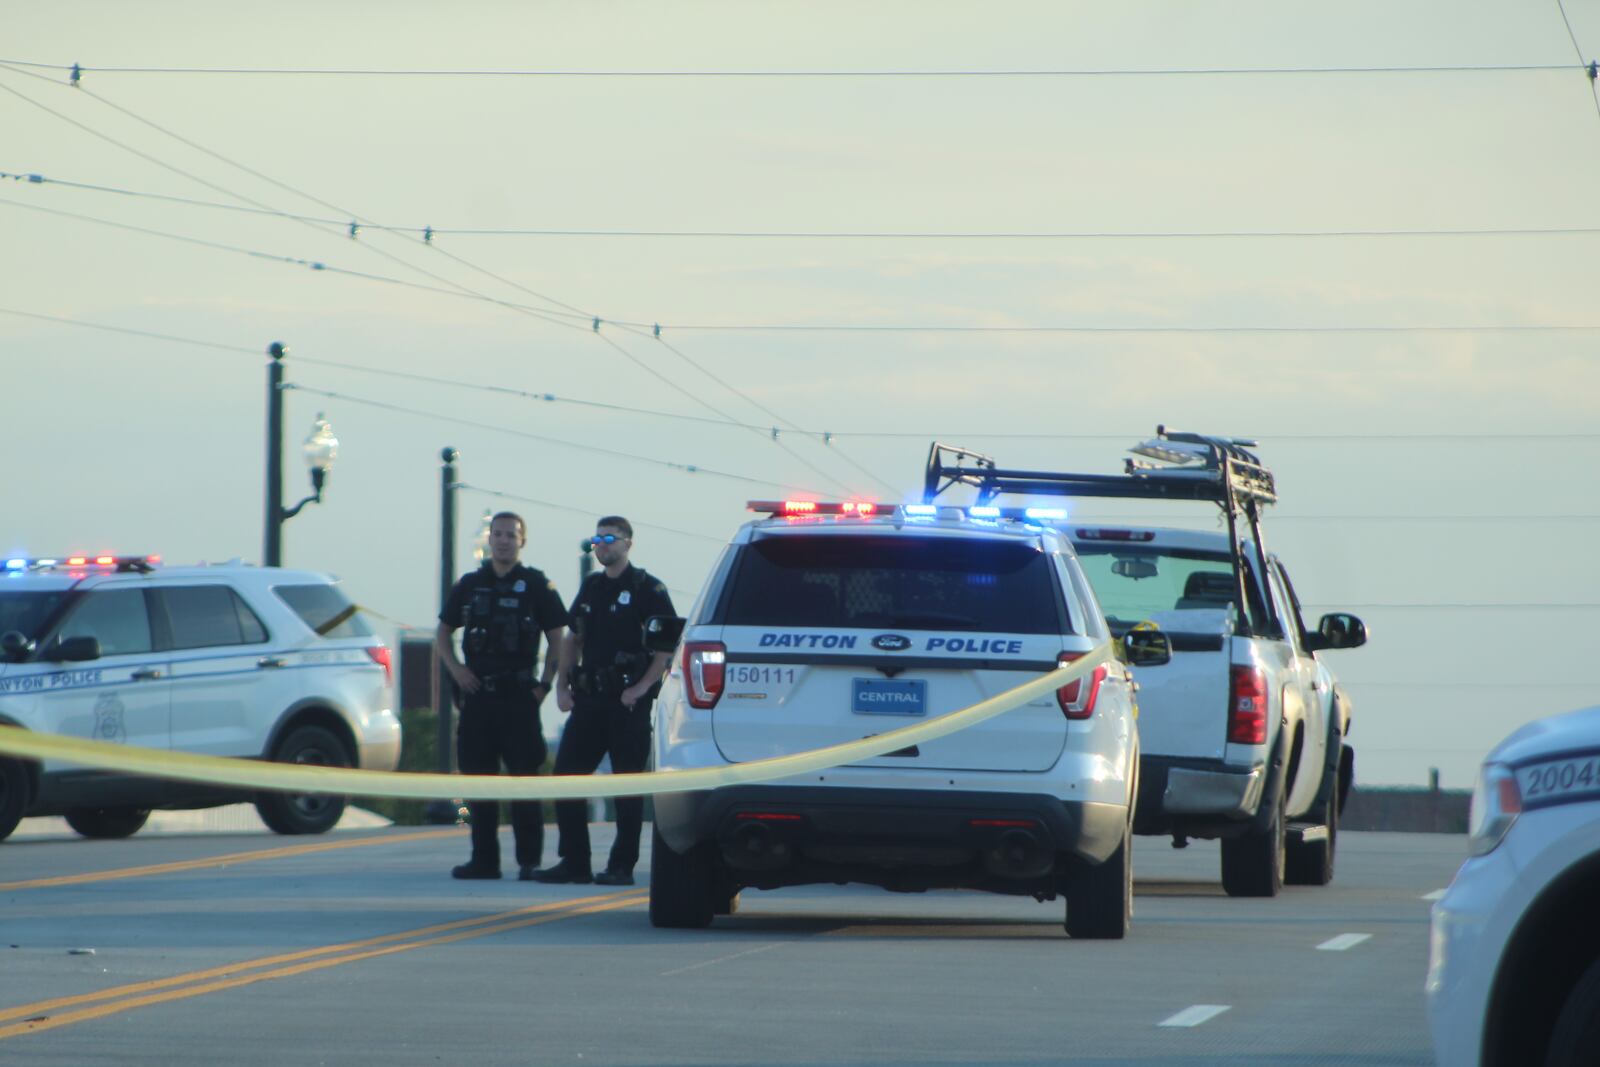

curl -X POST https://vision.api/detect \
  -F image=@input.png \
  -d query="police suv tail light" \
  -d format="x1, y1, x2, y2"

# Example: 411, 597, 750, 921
1056, 651, 1107, 720
365, 645, 393, 687
1227, 666, 1269, 745
684, 641, 726, 709
1467, 763, 1522, 856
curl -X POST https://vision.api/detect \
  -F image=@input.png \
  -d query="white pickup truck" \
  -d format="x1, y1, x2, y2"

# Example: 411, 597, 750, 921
922, 429, 1368, 897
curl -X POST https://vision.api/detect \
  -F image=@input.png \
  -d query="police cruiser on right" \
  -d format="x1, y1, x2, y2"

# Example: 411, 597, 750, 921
645, 498, 1169, 938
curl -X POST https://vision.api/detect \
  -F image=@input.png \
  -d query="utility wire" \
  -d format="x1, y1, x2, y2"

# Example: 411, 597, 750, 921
13, 200, 1598, 338
15, 171, 1600, 242
1, 68, 868, 494
1554, 0, 1600, 123
9, 307, 1600, 447
455, 483, 725, 544
284, 381, 823, 495
0, 58, 1587, 77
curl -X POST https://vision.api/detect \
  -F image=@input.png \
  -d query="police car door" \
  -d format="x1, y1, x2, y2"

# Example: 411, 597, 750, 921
710, 529, 1070, 772
161, 584, 276, 757
37, 585, 170, 759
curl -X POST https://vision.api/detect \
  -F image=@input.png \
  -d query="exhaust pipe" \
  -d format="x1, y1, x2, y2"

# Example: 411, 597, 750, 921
985, 827, 1046, 878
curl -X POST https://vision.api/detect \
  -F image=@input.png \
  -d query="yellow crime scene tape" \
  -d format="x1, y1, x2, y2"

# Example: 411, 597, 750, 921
0, 644, 1111, 801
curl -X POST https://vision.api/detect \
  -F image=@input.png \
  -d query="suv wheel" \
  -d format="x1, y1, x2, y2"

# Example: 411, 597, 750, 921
0, 757, 30, 843
649, 825, 717, 929
1064, 823, 1132, 939
1546, 956, 1600, 1066
1221, 788, 1285, 898
254, 725, 351, 835
65, 806, 151, 839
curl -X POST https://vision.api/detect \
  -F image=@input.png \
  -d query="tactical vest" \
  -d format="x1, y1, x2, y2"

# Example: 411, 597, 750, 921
461, 564, 545, 677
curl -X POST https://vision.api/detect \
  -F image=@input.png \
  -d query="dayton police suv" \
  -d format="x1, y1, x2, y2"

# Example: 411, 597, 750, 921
646, 500, 1169, 938
0, 555, 400, 841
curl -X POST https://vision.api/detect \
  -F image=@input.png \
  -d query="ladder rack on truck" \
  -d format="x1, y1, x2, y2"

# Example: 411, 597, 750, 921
921, 426, 1282, 638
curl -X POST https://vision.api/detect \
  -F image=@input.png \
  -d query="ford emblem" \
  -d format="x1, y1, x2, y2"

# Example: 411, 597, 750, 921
872, 633, 912, 652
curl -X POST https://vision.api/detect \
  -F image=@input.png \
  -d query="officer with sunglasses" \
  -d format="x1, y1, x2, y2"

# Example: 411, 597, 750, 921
530, 516, 674, 886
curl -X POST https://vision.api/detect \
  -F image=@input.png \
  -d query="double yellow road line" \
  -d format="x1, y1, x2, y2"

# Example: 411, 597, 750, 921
0, 886, 647, 1040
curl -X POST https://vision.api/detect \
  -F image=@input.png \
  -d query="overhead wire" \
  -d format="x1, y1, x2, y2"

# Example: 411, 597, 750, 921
283, 381, 824, 495
454, 483, 725, 544
0, 62, 876, 496
1554, 0, 1600, 123
0, 58, 1587, 77
8, 306, 1600, 445
17, 171, 1600, 242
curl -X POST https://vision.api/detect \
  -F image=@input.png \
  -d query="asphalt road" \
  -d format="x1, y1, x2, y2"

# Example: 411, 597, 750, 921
0, 821, 1464, 1067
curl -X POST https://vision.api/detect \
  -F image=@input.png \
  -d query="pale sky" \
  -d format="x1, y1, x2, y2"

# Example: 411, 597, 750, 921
4, 1, 1598, 787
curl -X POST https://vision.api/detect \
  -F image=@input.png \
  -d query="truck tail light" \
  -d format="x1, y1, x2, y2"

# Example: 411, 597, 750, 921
365, 645, 393, 687
1228, 666, 1268, 744
684, 641, 726, 709
1057, 651, 1107, 720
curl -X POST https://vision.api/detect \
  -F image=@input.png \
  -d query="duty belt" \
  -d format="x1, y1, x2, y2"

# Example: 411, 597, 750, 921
477, 668, 535, 694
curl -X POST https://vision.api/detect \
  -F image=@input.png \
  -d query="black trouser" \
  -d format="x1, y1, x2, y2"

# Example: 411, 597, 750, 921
551, 695, 651, 874
457, 689, 547, 869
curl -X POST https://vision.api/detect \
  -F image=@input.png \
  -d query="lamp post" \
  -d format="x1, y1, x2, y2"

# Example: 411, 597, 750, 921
263, 343, 339, 567
425, 447, 461, 824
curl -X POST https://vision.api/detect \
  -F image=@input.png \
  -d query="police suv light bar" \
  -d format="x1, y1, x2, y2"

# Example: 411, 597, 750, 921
745, 501, 1069, 523
4, 555, 160, 573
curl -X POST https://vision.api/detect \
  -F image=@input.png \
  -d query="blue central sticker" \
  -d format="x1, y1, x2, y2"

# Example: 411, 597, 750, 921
852, 677, 927, 716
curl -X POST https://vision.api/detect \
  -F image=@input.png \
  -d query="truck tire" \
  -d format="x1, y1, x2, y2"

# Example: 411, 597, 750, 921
65, 806, 151, 839
0, 757, 29, 843
1064, 825, 1132, 939
1285, 774, 1338, 886
649, 824, 717, 929
1221, 789, 1284, 898
1545, 955, 1600, 1066
254, 725, 351, 835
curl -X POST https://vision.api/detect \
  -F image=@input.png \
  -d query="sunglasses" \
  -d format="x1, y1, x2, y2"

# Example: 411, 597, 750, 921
589, 534, 627, 545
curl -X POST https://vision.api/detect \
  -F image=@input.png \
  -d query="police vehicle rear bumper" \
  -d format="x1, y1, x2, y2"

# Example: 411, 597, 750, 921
655, 784, 1127, 890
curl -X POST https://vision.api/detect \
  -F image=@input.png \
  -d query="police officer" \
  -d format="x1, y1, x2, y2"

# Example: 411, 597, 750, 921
436, 511, 569, 881
530, 516, 674, 886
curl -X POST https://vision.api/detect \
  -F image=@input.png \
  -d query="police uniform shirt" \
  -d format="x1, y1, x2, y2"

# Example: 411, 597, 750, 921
570, 564, 675, 681
441, 562, 569, 677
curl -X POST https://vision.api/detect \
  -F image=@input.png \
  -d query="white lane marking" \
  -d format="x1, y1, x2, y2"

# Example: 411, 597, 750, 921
658, 942, 781, 977
1422, 889, 1447, 901
1158, 1005, 1230, 1028
1317, 933, 1373, 951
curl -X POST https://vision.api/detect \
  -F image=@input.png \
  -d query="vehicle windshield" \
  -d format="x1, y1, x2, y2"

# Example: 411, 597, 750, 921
1073, 546, 1265, 631
718, 534, 1067, 633
0, 591, 69, 641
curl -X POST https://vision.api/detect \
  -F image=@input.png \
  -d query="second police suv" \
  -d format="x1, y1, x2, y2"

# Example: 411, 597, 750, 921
644, 498, 1171, 938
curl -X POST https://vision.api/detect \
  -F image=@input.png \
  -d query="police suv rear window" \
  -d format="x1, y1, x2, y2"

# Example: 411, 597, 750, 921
717, 535, 1067, 634
273, 584, 373, 639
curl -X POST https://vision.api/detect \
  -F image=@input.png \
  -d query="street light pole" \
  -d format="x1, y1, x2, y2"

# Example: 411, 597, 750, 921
264, 343, 286, 566
426, 447, 460, 824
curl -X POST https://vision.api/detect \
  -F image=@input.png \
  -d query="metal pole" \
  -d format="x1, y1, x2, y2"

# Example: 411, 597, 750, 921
579, 539, 594, 586
426, 447, 460, 824
264, 343, 286, 566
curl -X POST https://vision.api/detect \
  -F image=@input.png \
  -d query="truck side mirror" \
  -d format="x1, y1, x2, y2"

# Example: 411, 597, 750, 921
1122, 628, 1172, 667
642, 615, 686, 654
1304, 612, 1367, 652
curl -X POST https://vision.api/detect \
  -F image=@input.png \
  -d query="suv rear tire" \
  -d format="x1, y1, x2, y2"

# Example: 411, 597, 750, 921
254, 725, 351, 835
1221, 788, 1285, 898
65, 806, 150, 839
1064, 824, 1132, 939
1546, 956, 1600, 1067
649, 825, 717, 929
0, 757, 30, 843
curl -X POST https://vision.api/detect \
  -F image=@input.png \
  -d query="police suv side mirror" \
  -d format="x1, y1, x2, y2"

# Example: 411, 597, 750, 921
45, 636, 102, 663
1122, 629, 1172, 667
1, 630, 33, 662
642, 615, 686, 655
1303, 612, 1367, 653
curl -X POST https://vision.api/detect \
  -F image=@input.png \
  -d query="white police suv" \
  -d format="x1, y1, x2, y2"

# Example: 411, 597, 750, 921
1426, 703, 1600, 1067
647, 501, 1169, 938
0, 555, 401, 841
